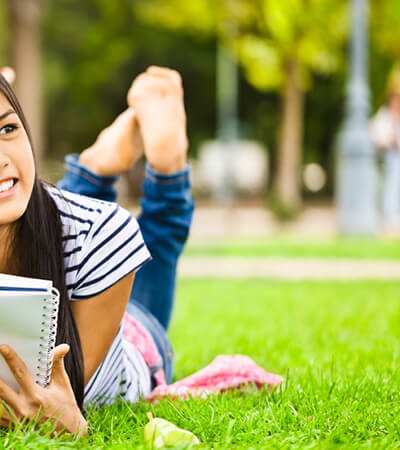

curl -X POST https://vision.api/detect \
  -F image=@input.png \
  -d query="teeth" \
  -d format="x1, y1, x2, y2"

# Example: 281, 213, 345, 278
0, 179, 14, 193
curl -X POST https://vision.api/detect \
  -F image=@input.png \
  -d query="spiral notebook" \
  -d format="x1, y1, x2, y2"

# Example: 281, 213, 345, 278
0, 274, 60, 391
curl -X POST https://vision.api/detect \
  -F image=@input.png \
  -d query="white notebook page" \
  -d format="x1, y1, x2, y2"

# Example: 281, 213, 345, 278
0, 291, 52, 391
0, 274, 52, 291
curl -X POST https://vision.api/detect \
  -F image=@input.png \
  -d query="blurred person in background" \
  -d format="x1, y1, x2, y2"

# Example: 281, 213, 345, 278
370, 70, 400, 233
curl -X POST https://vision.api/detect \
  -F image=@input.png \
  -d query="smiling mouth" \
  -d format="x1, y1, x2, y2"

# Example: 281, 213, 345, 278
0, 178, 17, 193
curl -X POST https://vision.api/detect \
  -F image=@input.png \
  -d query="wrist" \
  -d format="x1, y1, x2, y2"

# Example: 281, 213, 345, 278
76, 417, 88, 437
67, 407, 88, 436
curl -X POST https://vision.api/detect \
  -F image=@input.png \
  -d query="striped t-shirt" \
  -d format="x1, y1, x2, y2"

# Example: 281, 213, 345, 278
47, 186, 153, 405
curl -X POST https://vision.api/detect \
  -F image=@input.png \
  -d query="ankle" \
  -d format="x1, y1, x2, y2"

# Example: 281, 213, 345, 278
78, 144, 107, 176
149, 157, 187, 175
145, 134, 188, 175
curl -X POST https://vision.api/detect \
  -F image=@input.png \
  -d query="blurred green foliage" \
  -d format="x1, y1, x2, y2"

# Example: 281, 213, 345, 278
232, 0, 348, 92
0, 1, 399, 196
0, 2, 7, 62
41, 0, 217, 159
370, 0, 400, 109
132, 0, 349, 196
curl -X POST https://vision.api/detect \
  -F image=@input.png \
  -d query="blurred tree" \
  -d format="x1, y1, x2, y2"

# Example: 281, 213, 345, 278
135, 0, 348, 212
0, 2, 8, 64
3, 0, 398, 205
42, 0, 140, 157
41, 0, 216, 171
232, 0, 348, 213
8, 0, 44, 159
370, 0, 400, 109
134, 0, 217, 35
371, 0, 400, 58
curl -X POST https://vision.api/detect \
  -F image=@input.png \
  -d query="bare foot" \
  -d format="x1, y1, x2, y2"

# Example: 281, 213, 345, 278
79, 108, 144, 176
127, 66, 188, 174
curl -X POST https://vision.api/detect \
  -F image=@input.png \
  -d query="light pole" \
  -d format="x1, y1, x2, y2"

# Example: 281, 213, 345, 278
216, 39, 238, 201
9, 0, 44, 161
215, 0, 239, 202
336, 0, 378, 235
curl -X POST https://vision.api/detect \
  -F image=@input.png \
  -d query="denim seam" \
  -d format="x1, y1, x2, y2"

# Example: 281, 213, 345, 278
145, 171, 189, 186
145, 162, 190, 179
65, 164, 115, 187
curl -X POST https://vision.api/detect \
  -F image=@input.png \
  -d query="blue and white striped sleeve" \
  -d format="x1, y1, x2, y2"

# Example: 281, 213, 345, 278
70, 204, 152, 300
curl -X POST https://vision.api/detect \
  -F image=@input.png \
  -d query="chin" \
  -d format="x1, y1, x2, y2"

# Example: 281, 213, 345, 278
0, 203, 29, 226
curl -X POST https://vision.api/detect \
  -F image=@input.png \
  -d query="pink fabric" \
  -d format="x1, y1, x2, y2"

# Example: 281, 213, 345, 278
148, 355, 284, 400
153, 368, 167, 386
122, 312, 160, 368
122, 313, 283, 401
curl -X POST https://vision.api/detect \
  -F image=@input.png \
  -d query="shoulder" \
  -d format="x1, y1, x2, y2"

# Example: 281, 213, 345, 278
46, 185, 134, 238
47, 185, 114, 223
45, 186, 151, 300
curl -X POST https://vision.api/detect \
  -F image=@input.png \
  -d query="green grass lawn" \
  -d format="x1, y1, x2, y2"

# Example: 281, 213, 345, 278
185, 237, 400, 260
2, 279, 400, 448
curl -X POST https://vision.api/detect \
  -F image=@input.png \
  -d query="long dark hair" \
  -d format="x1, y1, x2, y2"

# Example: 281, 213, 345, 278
0, 75, 84, 408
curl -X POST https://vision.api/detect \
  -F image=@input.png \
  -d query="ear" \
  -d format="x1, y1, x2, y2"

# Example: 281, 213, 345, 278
0, 67, 16, 85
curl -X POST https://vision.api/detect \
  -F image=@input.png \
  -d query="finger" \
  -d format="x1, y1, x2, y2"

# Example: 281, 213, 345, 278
0, 394, 18, 424
0, 397, 19, 427
0, 379, 19, 410
50, 344, 70, 385
0, 67, 16, 85
0, 345, 36, 394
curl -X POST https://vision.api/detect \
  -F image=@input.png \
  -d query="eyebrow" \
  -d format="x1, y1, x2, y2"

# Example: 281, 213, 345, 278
0, 109, 16, 122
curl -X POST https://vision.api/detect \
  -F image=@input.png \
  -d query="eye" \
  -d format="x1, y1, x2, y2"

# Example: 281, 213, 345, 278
0, 123, 19, 136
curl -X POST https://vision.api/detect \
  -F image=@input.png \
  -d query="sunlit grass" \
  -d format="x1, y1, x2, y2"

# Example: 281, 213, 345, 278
1, 279, 400, 448
185, 237, 400, 260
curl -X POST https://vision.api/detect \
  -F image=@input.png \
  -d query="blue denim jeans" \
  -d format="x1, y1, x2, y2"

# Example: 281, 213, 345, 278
57, 154, 194, 383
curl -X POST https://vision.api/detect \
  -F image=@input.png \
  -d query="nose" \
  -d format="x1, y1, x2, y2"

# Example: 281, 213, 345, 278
0, 152, 10, 170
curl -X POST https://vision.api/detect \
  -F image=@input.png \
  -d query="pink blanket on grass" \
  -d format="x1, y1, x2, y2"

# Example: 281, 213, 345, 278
123, 313, 284, 400
149, 354, 284, 400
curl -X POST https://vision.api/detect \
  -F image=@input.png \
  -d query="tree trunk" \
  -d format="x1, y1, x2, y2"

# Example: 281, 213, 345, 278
274, 58, 304, 212
8, 0, 44, 162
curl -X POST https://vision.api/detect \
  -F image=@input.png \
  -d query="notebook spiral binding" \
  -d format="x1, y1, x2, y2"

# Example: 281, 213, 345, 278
36, 288, 60, 388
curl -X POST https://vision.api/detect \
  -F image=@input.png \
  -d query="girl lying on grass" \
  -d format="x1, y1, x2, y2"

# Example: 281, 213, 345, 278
0, 66, 194, 434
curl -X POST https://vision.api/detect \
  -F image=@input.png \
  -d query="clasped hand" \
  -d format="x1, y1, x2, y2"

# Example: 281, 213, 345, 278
0, 344, 87, 435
